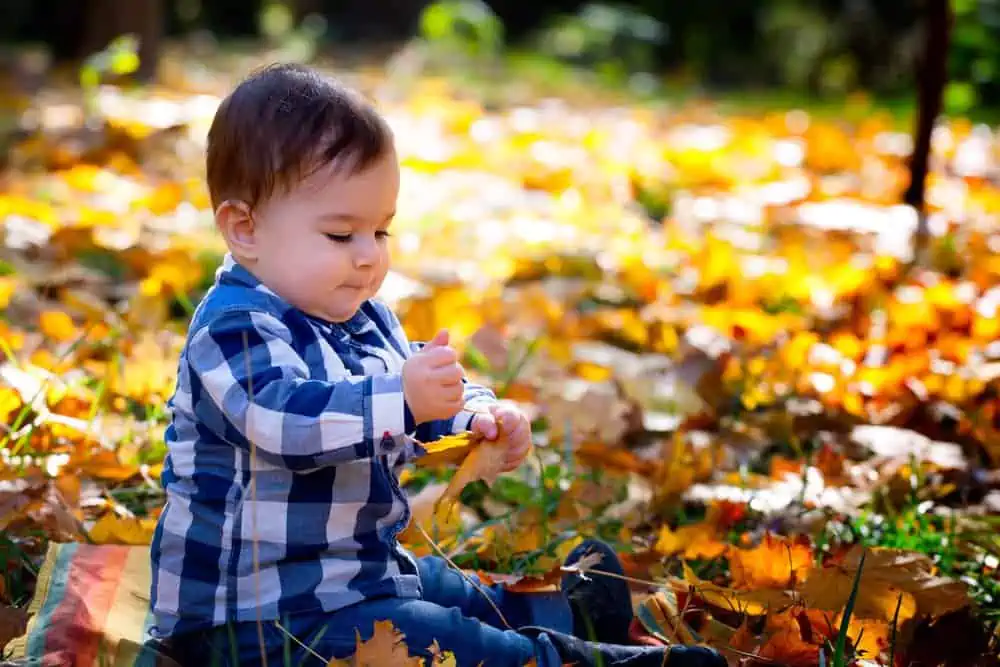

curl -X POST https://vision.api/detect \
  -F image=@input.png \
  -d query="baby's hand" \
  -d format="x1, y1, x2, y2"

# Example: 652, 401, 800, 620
470, 402, 532, 472
403, 330, 465, 424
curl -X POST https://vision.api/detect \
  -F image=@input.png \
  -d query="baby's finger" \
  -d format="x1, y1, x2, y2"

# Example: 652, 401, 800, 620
471, 414, 498, 439
440, 382, 464, 403
495, 409, 521, 434
421, 346, 459, 368
430, 363, 464, 385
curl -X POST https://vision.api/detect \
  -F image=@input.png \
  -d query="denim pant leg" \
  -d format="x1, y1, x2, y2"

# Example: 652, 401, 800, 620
181, 599, 563, 667
415, 555, 574, 635
172, 600, 564, 667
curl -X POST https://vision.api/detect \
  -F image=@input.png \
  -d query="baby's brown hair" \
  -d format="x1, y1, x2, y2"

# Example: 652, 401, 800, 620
206, 63, 393, 211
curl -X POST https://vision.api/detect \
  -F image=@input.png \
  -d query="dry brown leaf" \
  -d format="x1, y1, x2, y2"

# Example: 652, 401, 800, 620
635, 589, 699, 645
72, 448, 142, 483
800, 546, 968, 621
681, 564, 795, 617
0, 605, 29, 653
435, 439, 508, 517
397, 482, 464, 557
799, 567, 917, 624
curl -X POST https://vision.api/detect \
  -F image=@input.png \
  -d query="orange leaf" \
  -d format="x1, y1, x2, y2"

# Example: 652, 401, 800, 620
327, 619, 423, 667
843, 616, 891, 659
73, 449, 141, 483
39, 311, 78, 343
654, 523, 727, 560
757, 629, 820, 667
729, 533, 814, 590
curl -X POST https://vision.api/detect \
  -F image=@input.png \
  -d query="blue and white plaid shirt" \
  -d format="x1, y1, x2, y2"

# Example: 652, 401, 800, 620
149, 254, 496, 638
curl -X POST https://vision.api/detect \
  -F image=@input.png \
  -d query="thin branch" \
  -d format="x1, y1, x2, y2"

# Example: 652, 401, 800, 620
242, 331, 268, 667
273, 620, 328, 663
414, 520, 513, 630
559, 561, 781, 664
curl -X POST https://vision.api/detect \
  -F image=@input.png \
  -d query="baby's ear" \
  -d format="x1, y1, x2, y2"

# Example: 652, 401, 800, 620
215, 199, 257, 260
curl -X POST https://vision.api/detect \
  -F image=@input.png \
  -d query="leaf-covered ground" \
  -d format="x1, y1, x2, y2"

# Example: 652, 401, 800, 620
1, 48, 1000, 666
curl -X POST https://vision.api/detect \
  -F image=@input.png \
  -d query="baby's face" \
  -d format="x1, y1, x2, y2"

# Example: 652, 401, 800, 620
247, 149, 399, 323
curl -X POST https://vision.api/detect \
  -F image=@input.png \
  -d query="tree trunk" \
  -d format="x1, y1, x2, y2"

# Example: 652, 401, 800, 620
905, 0, 952, 264
81, 0, 163, 81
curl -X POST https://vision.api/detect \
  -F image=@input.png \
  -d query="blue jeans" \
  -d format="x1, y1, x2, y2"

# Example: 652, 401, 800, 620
168, 556, 572, 667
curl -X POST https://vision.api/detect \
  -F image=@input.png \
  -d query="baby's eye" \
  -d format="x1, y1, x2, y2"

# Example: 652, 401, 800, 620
375, 230, 392, 240
325, 233, 352, 243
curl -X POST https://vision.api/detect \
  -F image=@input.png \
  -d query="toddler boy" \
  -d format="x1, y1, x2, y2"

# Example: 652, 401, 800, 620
149, 63, 725, 667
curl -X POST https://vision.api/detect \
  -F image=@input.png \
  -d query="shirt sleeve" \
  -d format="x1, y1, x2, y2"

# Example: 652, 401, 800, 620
187, 308, 408, 471
402, 343, 498, 445
369, 298, 498, 445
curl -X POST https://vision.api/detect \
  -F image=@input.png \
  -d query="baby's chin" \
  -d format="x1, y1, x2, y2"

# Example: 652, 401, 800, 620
321, 294, 371, 323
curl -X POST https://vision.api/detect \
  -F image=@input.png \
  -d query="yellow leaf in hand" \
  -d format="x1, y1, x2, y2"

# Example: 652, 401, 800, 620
435, 438, 507, 517
418, 431, 483, 467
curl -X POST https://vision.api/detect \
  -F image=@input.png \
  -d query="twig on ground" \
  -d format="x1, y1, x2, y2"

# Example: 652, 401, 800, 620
415, 520, 513, 630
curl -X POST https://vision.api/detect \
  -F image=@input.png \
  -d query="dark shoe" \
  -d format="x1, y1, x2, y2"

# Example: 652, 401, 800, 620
561, 539, 634, 645
665, 645, 728, 666
520, 627, 668, 667
520, 628, 727, 667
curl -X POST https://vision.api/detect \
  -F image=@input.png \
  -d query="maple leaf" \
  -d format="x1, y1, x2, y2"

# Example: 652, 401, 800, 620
327, 619, 423, 667
729, 533, 814, 590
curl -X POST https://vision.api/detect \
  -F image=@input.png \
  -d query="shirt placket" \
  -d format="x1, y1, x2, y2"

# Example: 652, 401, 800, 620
338, 327, 418, 579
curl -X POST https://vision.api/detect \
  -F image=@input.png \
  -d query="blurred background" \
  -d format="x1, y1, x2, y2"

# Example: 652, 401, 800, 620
1, 0, 998, 116
3, 3, 1000, 666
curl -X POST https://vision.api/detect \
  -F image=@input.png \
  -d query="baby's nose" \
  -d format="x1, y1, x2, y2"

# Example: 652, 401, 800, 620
353, 238, 379, 266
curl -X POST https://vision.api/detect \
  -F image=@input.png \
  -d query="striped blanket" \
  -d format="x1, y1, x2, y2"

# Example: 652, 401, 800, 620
6, 542, 177, 667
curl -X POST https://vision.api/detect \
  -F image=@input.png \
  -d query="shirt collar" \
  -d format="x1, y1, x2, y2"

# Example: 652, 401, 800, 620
215, 253, 374, 335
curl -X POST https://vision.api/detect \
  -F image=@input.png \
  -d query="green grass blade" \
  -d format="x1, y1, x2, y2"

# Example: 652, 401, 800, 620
833, 548, 866, 667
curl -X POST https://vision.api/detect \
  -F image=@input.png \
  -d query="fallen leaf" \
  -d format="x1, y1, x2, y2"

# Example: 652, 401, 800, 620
327, 619, 423, 667
435, 439, 508, 517
88, 513, 157, 545
729, 533, 814, 590
0, 605, 29, 653
71, 448, 143, 483
800, 546, 968, 623
654, 522, 727, 560
681, 564, 795, 617
844, 616, 891, 659
757, 628, 820, 667
39, 310, 78, 343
